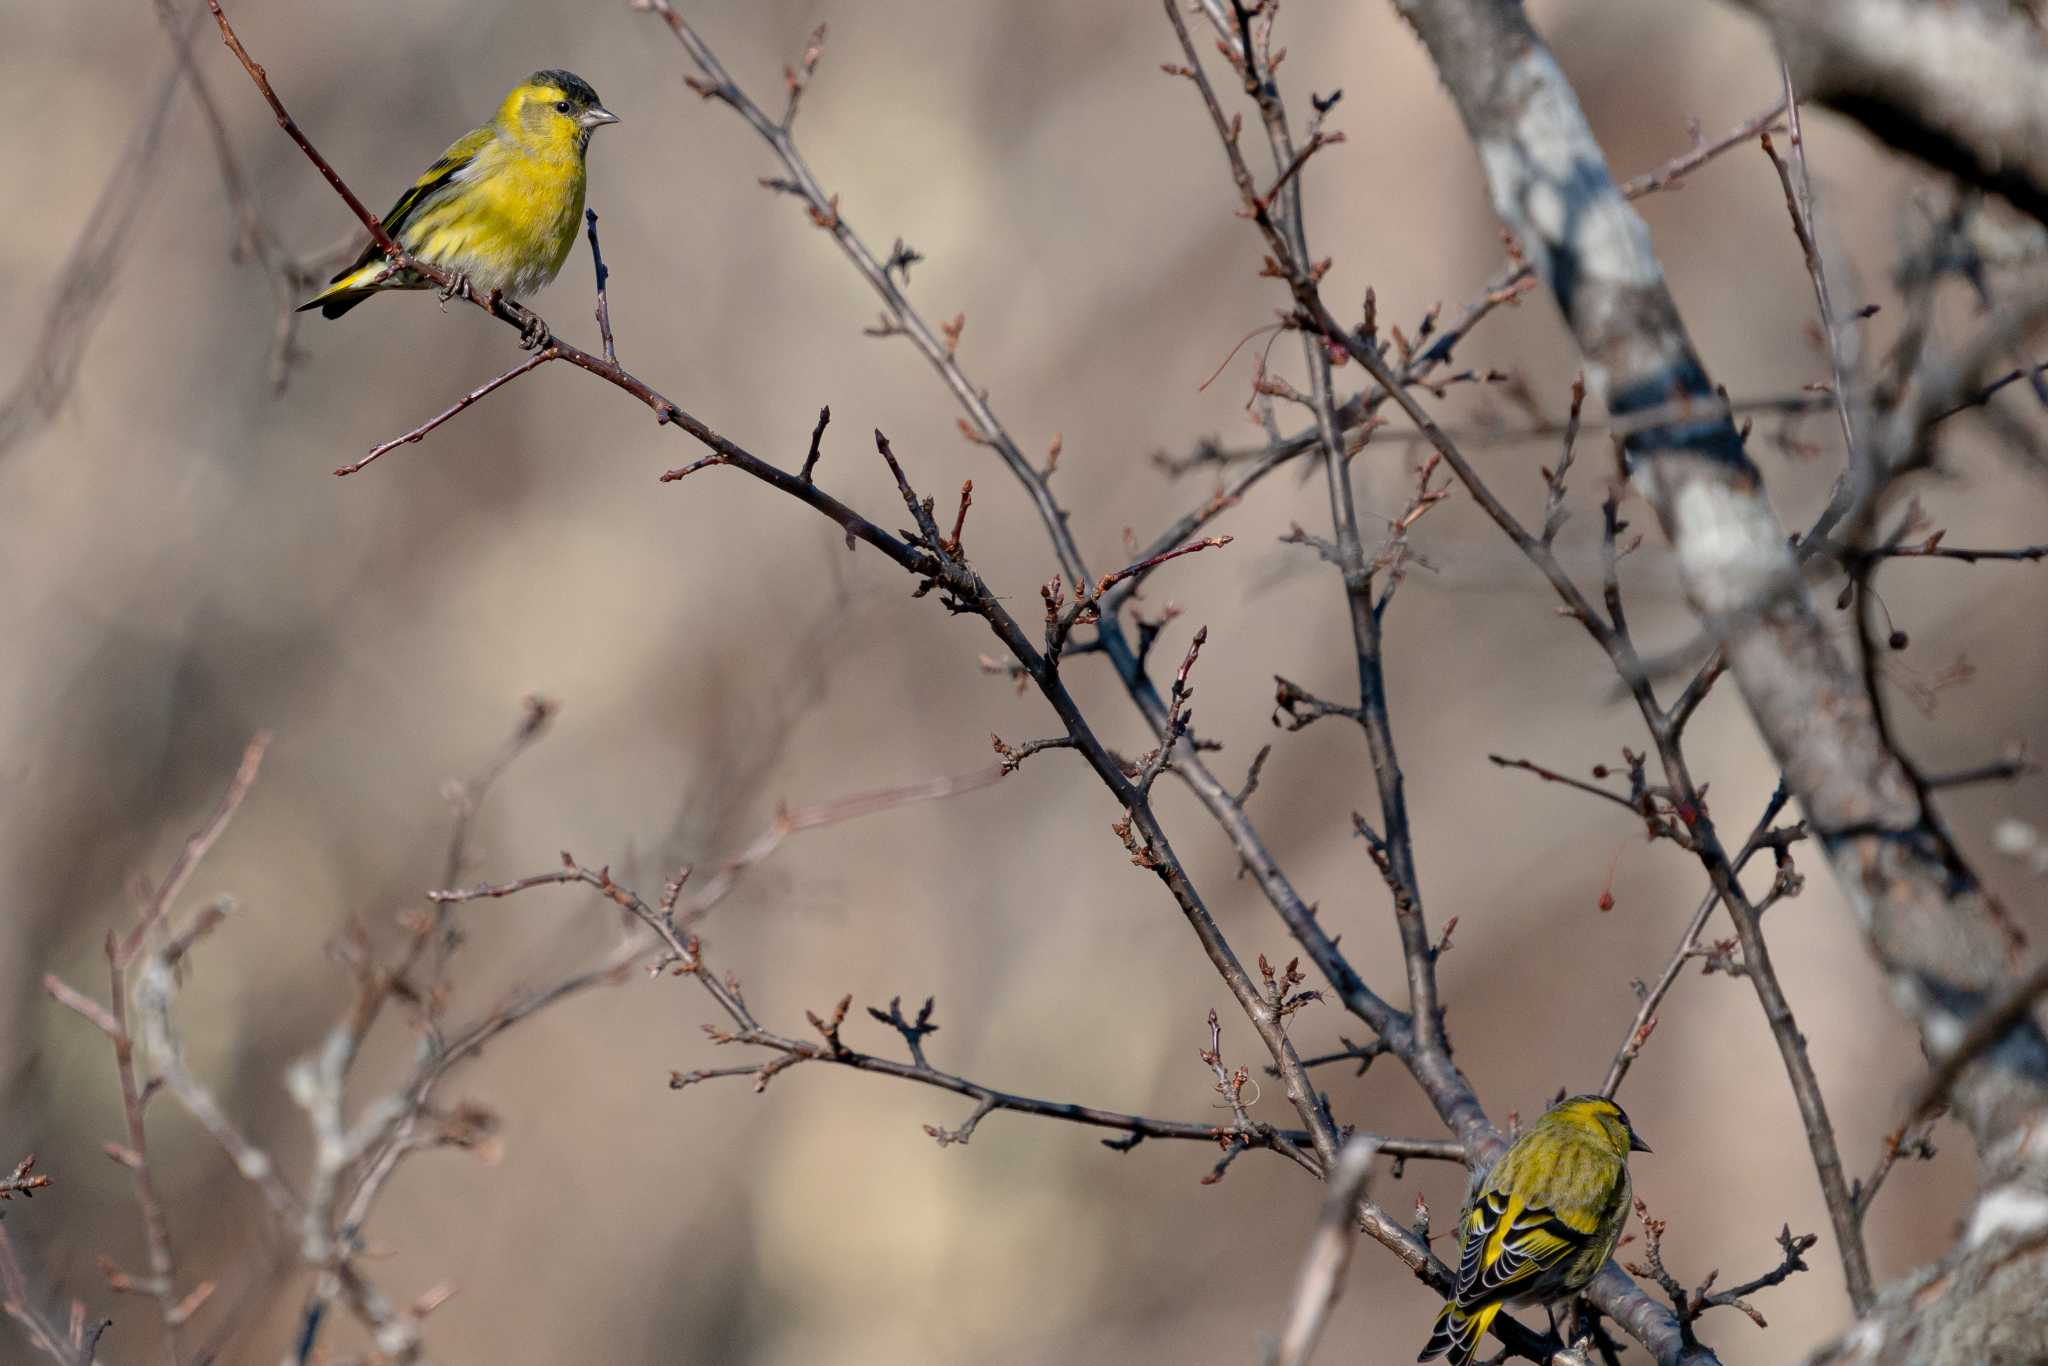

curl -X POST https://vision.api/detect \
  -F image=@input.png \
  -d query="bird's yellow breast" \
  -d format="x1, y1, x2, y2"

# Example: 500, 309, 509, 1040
404, 134, 587, 300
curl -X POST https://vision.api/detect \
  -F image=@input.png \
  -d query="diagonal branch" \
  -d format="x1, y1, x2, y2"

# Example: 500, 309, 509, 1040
1388, 0, 2048, 1330
1728, 0, 2048, 228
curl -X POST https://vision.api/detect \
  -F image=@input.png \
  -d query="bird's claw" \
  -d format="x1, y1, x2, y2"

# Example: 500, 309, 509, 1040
515, 308, 551, 350
437, 273, 477, 306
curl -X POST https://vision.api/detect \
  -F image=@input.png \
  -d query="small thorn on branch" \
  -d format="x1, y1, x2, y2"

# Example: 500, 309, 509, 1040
941, 480, 973, 557
1278, 1035, 1388, 1079
799, 404, 831, 483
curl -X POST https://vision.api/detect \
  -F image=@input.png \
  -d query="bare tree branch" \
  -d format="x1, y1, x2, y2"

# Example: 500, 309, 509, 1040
1727, 0, 2048, 228
1389, 0, 2048, 1341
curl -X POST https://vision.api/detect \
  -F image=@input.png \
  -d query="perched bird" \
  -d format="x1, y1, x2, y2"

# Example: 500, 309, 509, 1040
299, 70, 618, 330
1417, 1095, 1651, 1365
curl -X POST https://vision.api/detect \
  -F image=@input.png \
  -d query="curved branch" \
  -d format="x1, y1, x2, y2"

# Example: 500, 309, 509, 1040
1728, 0, 2048, 228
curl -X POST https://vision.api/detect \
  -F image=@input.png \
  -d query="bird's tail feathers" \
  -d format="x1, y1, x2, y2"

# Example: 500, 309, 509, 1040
297, 261, 400, 319
1417, 1301, 1500, 1366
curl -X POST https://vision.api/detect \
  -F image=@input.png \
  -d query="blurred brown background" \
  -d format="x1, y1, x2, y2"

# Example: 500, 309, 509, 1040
4, 1, 2045, 1362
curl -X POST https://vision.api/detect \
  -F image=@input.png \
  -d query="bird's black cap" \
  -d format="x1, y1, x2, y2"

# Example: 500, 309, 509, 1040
529, 69, 603, 107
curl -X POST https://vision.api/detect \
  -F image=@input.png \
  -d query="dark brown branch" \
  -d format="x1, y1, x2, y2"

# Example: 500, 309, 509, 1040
1603, 784, 1798, 1096
1627, 1199, 1817, 1337
440, 862, 1457, 1179
798, 404, 831, 484
1487, 754, 1642, 816
205, 0, 561, 353
1272, 676, 1362, 732
1172, 0, 1460, 1113
1138, 97, 1787, 501
626, 26, 1465, 1294
637, 0, 1100, 619
634, 14, 1418, 1132
1284, 1037, 1391, 1078
1854, 539, 2048, 565
670, 999, 1388, 1173
1920, 756, 2035, 790
664, 423, 1352, 1179
1163, 8, 1708, 1360
584, 209, 616, 364
205, 1, 391, 249
1183, 0, 1873, 1330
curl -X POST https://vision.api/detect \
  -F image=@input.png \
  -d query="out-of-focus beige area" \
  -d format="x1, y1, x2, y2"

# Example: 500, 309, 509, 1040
3, 1, 2045, 1362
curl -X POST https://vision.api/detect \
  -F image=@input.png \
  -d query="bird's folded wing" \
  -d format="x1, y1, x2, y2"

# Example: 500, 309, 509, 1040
332, 127, 494, 280
1456, 1190, 1596, 1305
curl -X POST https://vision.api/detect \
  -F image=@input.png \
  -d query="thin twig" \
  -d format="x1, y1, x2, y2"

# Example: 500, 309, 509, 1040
117, 732, 269, 969
1603, 785, 1797, 1096
585, 209, 616, 364
336, 352, 555, 476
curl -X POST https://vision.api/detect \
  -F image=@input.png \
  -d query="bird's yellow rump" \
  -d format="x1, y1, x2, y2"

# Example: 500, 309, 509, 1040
299, 70, 618, 320
1417, 1094, 1651, 1366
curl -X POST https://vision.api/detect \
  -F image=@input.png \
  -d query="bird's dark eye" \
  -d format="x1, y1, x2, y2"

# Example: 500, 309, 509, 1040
554, 100, 571, 114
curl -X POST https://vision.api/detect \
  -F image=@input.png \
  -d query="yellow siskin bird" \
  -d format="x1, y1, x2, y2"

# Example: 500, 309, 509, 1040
299, 70, 618, 326
1417, 1094, 1651, 1366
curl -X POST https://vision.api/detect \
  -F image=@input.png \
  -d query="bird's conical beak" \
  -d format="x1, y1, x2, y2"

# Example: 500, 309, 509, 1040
1630, 1131, 1653, 1154
579, 106, 620, 130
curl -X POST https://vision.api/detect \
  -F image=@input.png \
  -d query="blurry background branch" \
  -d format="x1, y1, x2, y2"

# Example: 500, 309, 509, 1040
1726, 0, 2048, 228
4, 1, 2045, 1365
